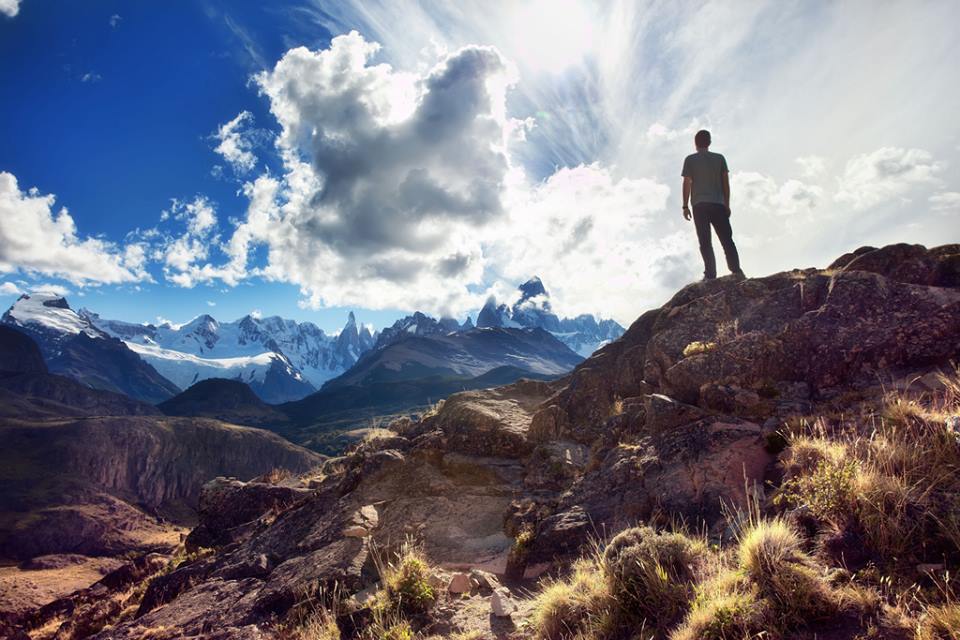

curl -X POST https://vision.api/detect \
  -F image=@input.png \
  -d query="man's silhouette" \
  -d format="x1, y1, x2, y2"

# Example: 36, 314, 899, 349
682, 130, 745, 281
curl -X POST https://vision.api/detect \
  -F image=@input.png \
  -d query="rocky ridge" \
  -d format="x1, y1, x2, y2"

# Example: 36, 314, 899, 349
7, 243, 960, 639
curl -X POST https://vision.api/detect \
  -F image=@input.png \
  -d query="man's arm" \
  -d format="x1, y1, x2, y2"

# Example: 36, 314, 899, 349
722, 171, 730, 210
682, 176, 693, 220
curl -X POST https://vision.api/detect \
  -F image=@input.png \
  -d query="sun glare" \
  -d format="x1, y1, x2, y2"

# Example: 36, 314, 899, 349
505, 0, 597, 74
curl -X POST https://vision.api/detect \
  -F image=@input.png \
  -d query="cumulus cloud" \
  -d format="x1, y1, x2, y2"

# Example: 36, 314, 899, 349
0, 0, 20, 18
0, 281, 21, 295
109, 14, 121, 28
157, 195, 232, 288
213, 111, 258, 175
0, 172, 147, 285
733, 172, 823, 217
216, 30, 519, 313
835, 147, 943, 211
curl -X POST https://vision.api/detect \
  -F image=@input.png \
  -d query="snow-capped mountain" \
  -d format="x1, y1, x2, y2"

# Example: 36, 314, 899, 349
80, 309, 377, 402
476, 277, 625, 356
1, 292, 105, 358
1, 293, 181, 403
374, 312, 471, 349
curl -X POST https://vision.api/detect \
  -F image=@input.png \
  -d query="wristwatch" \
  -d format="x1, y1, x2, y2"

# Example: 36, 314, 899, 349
682, 205, 689, 210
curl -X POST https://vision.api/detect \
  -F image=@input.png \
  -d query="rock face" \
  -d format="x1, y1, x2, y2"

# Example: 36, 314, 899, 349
10, 243, 960, 639
0, 325, 47, 374
0, 413, 323, 561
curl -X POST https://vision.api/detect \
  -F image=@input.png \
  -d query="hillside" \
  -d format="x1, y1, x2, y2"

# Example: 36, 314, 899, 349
276, 328, 582, 452
158, 378, 290, 427
5, 243, 960, 640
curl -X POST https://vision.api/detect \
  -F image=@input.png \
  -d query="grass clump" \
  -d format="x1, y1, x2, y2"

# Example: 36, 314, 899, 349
671, 573, 770, 640
777, 372, 960, 565
530, 526, 710, 639
530, 558, 616, 640
379, 540, 436, 616
736, 518, 836, 625
916, 603, 960, 640
602, 526, 708, 629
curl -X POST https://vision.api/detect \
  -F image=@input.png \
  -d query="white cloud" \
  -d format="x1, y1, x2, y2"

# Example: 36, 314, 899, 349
250, 308, 262, 319
33, 283, 71, 297
109, 14, 121, 28
80, 72, 102, 83
158, 196, 226, 288
835, 147, 943, 211
734, 172, 824, 217
213, 111, 258, 175
0, 281, 21, 295
930, 191, 960, 214
206, 300, 216, 307
0, 172, 147, 285
796, 155, 826, 179
0, 0, 20, 18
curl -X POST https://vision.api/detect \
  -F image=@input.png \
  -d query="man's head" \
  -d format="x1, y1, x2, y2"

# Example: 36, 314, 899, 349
695, 129, 711, 149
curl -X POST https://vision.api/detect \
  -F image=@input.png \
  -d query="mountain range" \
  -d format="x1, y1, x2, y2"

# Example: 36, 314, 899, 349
0, 277, 620, 405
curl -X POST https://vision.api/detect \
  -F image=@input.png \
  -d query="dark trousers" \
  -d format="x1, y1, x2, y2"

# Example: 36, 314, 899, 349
693, 202, 740, 279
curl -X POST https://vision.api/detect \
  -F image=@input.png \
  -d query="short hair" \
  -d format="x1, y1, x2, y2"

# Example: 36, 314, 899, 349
695, 129, 711, 148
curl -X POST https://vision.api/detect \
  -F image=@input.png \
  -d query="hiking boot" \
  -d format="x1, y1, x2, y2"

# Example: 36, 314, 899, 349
701, 275, 717, 282
732, 270, 747, 281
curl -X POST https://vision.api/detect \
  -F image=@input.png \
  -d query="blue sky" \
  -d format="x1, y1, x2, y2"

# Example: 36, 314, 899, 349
2, 0, 958, 331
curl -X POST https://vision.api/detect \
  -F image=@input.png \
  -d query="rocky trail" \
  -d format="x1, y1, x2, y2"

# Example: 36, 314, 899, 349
4, 242, 960, 639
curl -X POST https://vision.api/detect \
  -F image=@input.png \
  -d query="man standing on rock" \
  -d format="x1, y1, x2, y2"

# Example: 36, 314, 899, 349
682, 130, 745, 281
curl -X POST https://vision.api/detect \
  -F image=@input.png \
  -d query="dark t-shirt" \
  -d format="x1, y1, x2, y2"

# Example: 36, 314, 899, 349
682, 150, 729, 206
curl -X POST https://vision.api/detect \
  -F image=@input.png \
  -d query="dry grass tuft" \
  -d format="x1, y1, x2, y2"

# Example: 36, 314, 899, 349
530, 558, 616, 640
916, 603, 960, 640
602, 526, 709, 629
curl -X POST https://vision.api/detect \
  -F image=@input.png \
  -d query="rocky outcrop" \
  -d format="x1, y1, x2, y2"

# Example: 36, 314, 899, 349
185, 477, 312, 549
536, 243, 960, 439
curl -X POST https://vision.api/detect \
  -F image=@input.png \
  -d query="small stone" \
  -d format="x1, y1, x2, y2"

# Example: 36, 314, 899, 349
469, 568, 501, 592
448, 572, 472, 594
342, 525, 368, 538
490, 587, 516, 617
427, 571, 446, 589
360, 504, 380, 529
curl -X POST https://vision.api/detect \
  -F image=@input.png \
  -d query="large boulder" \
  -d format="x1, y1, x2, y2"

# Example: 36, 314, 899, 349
185, 477, 312, 549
